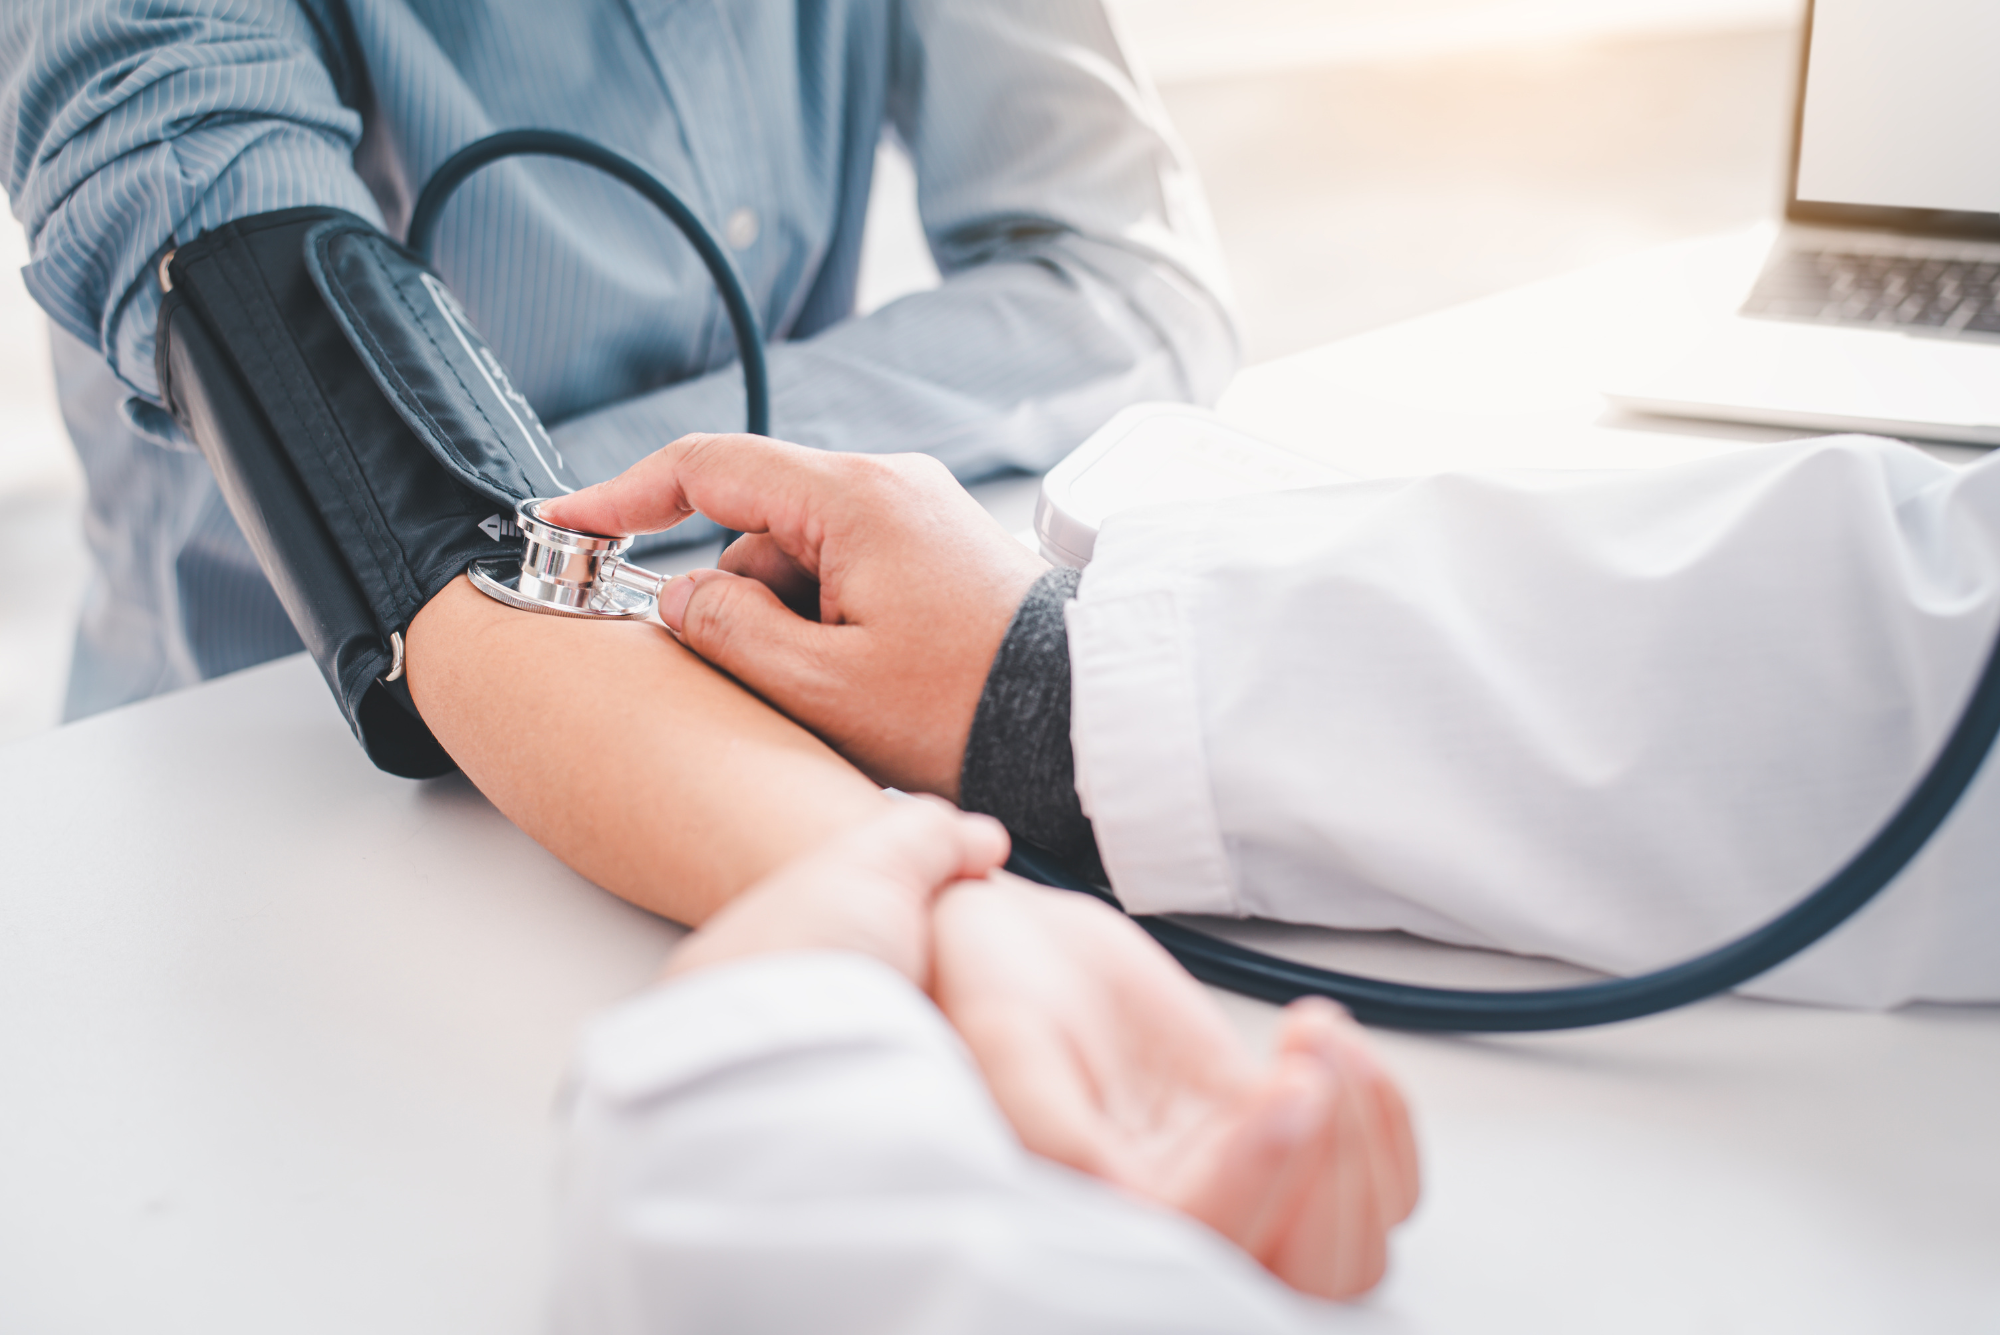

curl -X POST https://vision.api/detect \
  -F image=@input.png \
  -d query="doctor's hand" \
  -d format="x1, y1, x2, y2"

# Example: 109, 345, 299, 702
539, 433, 1047, 800
933, 879, 1422, 1300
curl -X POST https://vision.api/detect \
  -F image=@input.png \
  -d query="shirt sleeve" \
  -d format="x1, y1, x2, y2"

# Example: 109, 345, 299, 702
549, 0, 1238, 484
551, 951, 1312, 1335
1, 0, 383, 404
1066, 435, 2000, 1009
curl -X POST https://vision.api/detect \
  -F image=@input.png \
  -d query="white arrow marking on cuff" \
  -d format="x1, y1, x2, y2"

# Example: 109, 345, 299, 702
420, 272, 573, 494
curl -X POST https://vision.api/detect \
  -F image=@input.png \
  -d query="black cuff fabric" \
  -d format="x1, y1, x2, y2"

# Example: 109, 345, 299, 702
157, 205, 578, 777
958, 566, 1106, 884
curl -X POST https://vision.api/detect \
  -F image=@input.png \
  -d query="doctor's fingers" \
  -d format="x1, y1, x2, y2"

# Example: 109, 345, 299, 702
669, 439, 1006, 582
661, 566, 835, 683
719, 530, 820, 618
536, 432, 736, 536
548, 432, 956, 555
661, 568, 900, 761
539, 432, 828, 539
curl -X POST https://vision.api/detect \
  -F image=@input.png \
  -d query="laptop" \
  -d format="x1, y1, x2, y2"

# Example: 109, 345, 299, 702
1603, 0, 2000, 447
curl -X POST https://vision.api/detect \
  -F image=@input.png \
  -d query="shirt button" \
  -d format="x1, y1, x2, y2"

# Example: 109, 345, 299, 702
725, 207, 759, 250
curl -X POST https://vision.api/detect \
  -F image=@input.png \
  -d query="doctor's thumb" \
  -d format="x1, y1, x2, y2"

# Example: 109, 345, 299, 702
661, 568, 831, 704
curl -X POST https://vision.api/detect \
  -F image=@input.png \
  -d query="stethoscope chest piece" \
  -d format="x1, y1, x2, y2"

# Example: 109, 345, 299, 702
468, 498, 669, 620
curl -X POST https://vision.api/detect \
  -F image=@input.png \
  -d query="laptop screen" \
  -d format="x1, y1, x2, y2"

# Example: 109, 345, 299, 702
1789, 0, 2000, 234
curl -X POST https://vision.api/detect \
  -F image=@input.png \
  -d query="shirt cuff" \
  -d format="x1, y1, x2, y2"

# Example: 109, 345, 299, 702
569, 951, 967, 1111
957, 566, 1106, 882
1066, 584, 1240, 916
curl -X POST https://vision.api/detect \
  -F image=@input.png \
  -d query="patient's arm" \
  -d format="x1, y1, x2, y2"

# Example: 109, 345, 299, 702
404, 503, 1419, 1301
404, 575, 889, 925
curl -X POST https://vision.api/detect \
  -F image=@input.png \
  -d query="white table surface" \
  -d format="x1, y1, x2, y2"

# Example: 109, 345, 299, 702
5, 230, 1997, 1334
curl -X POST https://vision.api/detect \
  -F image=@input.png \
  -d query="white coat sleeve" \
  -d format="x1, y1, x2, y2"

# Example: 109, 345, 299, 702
550, 951, 1320, 1335
1066, 435, 2000, 1008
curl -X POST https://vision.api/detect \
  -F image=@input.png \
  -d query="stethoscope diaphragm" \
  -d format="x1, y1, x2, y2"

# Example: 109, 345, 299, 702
468, 497, 669, 620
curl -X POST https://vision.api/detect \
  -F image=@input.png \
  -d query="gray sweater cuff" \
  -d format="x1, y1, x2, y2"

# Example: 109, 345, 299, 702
957, 566, 1105, 882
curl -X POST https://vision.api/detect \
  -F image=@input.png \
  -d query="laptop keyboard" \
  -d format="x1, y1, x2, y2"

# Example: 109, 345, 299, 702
1741, 249, 2000, 336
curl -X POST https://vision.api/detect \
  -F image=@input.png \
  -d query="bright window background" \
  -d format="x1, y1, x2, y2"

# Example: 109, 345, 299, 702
0, 0, 1802, 742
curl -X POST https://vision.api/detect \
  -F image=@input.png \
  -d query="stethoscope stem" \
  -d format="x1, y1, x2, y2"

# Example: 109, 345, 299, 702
598, 557, 668, 600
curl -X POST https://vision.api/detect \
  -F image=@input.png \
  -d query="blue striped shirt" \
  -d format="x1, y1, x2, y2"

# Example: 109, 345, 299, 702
2, 0, 1235, 717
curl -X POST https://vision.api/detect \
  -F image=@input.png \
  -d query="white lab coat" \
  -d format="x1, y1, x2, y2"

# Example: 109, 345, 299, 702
551, 951, 1331, 1334
1068, 434, 2000, 1008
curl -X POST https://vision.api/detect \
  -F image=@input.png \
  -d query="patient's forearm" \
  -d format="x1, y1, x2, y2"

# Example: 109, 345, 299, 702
405, 576, 889, 925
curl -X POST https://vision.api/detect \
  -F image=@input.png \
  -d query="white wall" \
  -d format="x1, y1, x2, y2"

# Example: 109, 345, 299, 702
1106, 0, 1799, 83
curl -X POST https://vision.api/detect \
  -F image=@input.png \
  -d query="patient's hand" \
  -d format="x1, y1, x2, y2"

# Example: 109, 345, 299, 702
933, 880, 1421, 1301
660, 808, 1420, 1299
662, 797, 1009, 985
539, 434, 1045, 799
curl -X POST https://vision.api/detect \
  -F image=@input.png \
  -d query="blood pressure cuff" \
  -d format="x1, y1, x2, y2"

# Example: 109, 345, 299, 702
155, 206, 584, 777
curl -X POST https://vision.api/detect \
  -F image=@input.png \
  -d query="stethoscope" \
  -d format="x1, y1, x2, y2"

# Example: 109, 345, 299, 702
468, 496, 669, 620
415, 130, 2000, 1032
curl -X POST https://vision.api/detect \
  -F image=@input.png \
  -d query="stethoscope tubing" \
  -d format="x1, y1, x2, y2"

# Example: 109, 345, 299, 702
416, 130, 2000, 1034
408, 129, 769, 548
